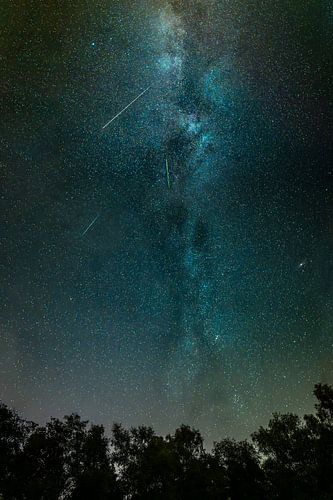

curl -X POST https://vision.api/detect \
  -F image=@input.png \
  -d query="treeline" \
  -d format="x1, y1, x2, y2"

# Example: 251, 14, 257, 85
0, 384, 332, 499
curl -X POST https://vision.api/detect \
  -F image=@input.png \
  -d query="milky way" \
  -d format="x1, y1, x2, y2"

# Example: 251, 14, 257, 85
1, 0, 332, 442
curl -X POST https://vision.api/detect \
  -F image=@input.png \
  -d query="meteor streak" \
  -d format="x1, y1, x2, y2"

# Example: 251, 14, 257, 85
165, 157, 171, 189
81, 214, 100, 237
102, 86, 151, 130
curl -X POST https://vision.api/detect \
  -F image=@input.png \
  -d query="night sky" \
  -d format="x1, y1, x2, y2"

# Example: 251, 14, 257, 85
1, 0, 332, 442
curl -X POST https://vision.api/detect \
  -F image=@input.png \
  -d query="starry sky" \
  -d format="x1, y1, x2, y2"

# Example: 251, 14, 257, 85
1, 0, 332, 442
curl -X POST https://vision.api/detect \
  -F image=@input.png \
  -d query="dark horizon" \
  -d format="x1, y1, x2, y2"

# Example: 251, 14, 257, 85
1, 383, 333, 499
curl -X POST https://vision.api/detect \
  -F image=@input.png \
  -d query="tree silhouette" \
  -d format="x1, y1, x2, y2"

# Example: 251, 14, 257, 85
0, 384, 332, 499
252, 384, 333, 499
0, 402, 35, 499
71, 424, 120, 499
212, 438, 265, 499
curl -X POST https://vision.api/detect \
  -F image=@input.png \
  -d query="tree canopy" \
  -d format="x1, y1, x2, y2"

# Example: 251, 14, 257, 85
0, 384, 332, 499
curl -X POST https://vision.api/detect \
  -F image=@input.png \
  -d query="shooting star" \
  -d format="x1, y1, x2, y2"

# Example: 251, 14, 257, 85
81, 214, 100, 237
102, 86, 151, 130
165, 157, 171, 189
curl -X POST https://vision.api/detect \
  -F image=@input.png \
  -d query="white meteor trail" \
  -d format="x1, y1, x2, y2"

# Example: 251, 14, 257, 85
165, 157, 171, 189
81, 214, 100, 237
102, 86, 151, 130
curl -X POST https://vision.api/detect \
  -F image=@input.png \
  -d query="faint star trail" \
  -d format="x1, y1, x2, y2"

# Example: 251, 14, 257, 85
102, 86, 151, 130
81, 214, 100, 237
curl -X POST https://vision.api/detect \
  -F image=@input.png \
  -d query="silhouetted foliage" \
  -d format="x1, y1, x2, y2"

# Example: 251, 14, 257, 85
0, 384, 332, 499
212, 438, 265, 499
252, 384, 333, 500
0, 403, 36, 499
